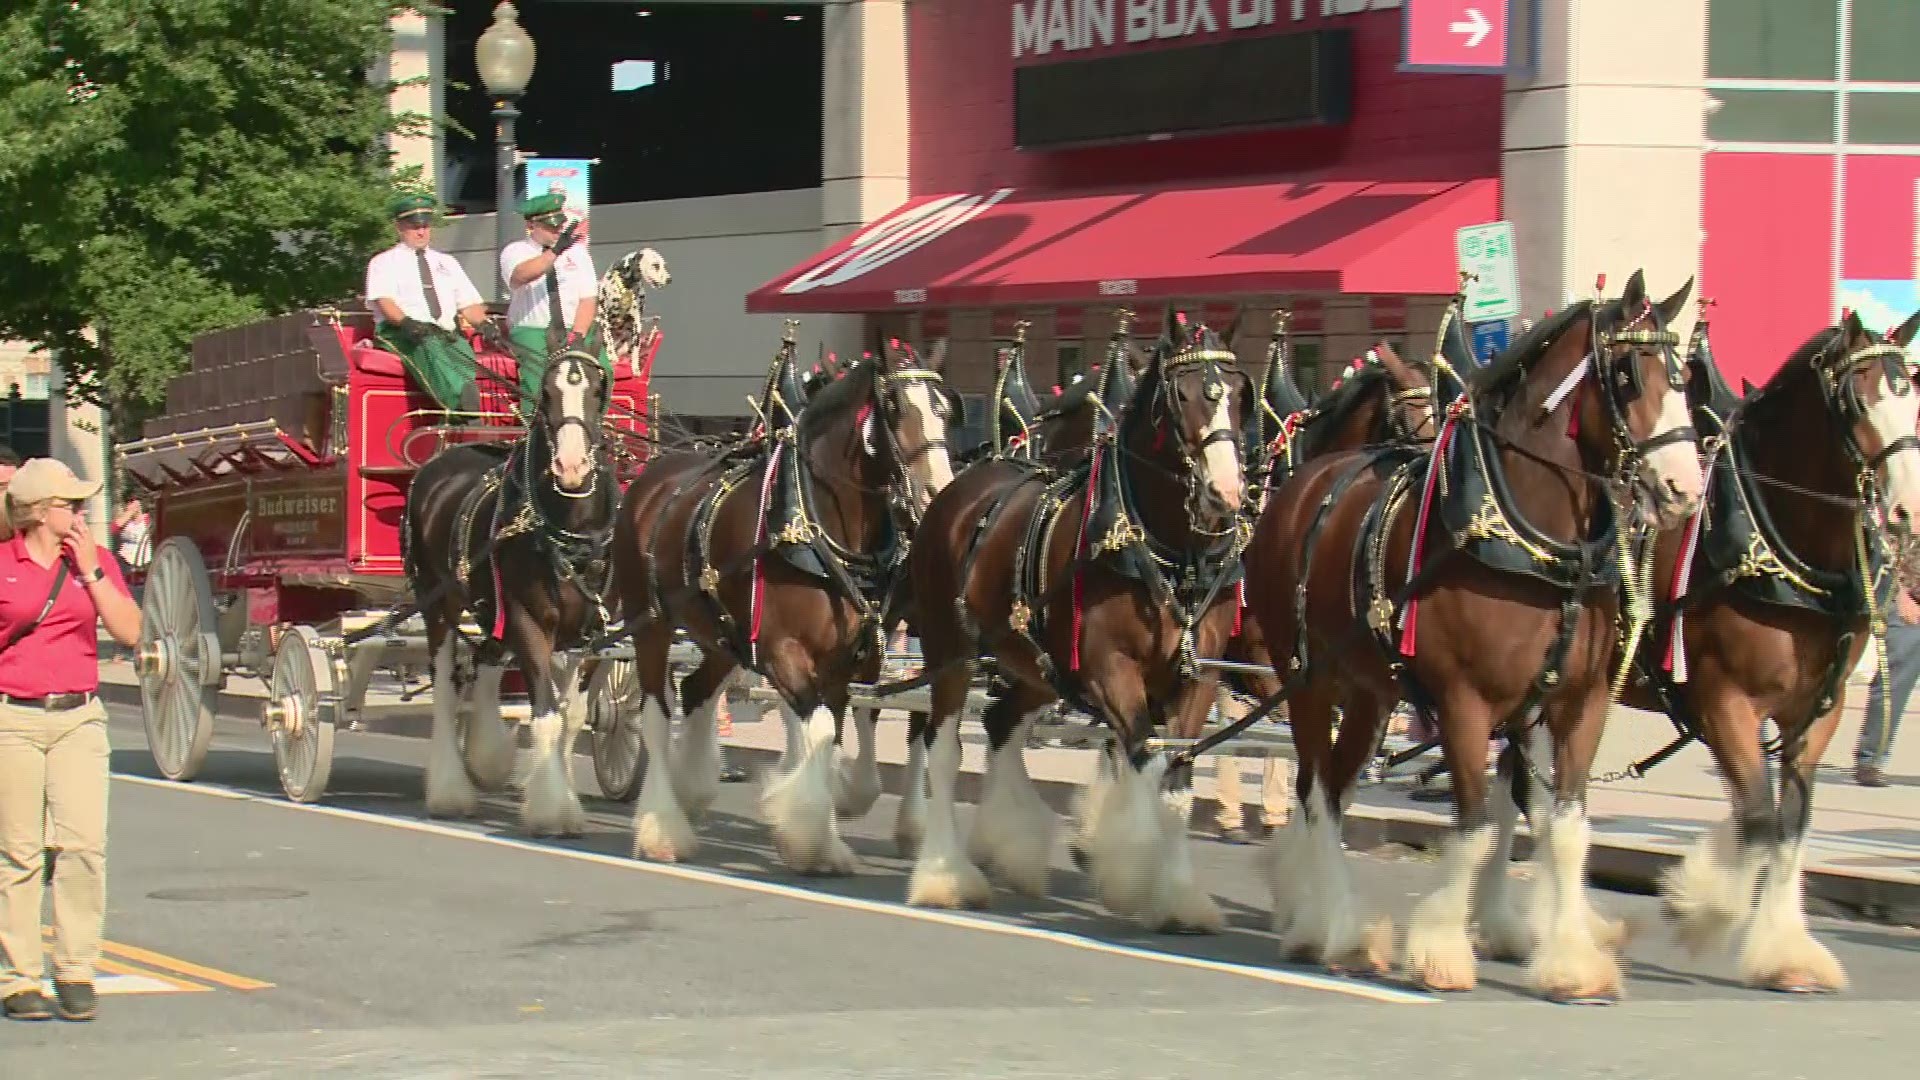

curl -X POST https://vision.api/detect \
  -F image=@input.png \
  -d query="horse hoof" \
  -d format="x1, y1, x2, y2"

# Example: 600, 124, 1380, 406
1549, 991, 1619, 1007
1414, 966, 1478, 994
1332, 917, 1396, 977
1763, 972, 1840, 995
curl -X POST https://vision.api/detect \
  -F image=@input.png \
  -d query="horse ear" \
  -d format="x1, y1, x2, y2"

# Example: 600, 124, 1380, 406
1619, 268, 1648, 309
1655, 276, 1694, 327
1842, 307, 1870, 349
1741, 377, 1757, 395
1894, 309, 1920, 350
1222, 306, 1247, 349
926, 337, 948, 373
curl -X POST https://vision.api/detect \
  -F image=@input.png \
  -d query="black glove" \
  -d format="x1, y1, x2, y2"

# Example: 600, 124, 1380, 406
550, 218, 581, 255
389, 318, 430, 346
478, 321, 512, 355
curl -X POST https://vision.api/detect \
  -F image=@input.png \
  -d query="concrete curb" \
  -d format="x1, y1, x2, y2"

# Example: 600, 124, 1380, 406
98, 680, 1920, 923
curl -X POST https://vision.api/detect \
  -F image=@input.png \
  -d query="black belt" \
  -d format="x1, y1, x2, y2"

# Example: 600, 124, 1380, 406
0, 692, 97, 711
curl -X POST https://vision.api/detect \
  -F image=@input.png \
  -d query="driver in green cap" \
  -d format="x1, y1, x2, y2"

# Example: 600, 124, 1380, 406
499, 191, 612, 413
365, 192, 505, 412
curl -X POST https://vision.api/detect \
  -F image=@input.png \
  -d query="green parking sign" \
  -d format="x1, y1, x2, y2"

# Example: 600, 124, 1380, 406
1456, 221, 1521, 323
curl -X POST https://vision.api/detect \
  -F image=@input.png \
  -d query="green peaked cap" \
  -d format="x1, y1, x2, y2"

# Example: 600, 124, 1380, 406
387, 191, 436, 220
518, 192, 566, 218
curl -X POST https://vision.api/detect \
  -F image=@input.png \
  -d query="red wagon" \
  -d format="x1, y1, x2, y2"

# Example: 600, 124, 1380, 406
117, 306, 657, 802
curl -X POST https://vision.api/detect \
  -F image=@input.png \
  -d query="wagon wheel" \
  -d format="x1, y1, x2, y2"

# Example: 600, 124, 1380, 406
263, 626, 337, 804
589, 658, 646, 802
134, 537, 221, 782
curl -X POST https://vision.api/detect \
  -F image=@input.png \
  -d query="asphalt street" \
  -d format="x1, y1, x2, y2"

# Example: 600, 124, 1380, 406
4, 700, 1916, 1078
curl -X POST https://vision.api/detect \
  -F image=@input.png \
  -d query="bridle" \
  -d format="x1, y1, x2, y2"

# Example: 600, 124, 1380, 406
539, 349, 610, 503
1588, 302, 1694, 487
862, 358, 961, 528
1812, 337, 1918, 480
1154, 339, 1244, 539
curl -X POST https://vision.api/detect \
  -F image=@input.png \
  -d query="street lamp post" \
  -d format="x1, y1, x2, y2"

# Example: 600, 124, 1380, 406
475, 2, 536, 304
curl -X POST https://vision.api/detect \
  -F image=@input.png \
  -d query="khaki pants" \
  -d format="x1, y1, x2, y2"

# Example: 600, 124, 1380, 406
1212, 688, 1290, 832
0, 699, 109, 996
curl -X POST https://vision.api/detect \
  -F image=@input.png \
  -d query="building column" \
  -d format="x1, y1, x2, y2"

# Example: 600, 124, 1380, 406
1503, 0, 1708, 332
48, 358, 111, 539
819, 0, 911, 358
383, 10, 444, 196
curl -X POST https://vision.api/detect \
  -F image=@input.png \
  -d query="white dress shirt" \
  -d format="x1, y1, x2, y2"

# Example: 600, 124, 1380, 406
500, 239, 597, 331
364, 243, 484, 330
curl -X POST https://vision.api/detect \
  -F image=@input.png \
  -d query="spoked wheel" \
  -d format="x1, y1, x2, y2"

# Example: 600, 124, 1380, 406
134, 537, 221, 782
263, 626, 338, 804
589, 658, 646, 802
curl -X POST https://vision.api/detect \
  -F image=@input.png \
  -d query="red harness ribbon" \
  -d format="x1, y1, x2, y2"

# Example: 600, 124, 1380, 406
1398, 409, 1462, 656
748, 444, 783, 656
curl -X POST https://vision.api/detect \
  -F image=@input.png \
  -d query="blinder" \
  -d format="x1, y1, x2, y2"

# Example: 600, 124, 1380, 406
1587, 314, 1692, 461
1160, 344, 1243, 452
1816, 339, 1919, 474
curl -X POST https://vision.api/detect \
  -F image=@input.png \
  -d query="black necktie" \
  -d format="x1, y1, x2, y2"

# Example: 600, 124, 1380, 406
415, 248, 442, 321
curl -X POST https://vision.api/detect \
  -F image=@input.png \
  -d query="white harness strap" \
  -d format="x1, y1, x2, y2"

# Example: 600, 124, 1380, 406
1540, 357, 1590, 416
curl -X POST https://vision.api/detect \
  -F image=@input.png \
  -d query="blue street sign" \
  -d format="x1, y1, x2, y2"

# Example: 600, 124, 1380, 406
1470, 319, 1511, 366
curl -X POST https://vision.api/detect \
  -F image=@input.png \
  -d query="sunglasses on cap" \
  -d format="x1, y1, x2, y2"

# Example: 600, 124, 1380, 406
396, 212, 434, 228
530, 212, 569, 230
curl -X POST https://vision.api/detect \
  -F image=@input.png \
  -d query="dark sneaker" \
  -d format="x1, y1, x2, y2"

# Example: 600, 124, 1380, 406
3, 989, 54, 1021
1856, 765, 1890, 788
52, 981, 96, 1022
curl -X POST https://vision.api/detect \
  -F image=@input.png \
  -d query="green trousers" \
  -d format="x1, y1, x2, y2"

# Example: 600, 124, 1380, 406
376, 327, 477, 412
506, 324, 613, 415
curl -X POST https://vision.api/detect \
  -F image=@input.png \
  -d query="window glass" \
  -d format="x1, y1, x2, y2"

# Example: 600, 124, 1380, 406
1056, 343, 1089, 388
1707, 0, 1837, 81
1850, 0, 1920, 83
1293, 341, 1326, 402
443, 5, 822, 209
1707, 89, 1837, 143
1849, 92, 1920, 147
957, 394, 990, 459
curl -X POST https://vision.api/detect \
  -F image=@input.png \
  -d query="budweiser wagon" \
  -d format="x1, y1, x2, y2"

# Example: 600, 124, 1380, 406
116, 294, 661, 804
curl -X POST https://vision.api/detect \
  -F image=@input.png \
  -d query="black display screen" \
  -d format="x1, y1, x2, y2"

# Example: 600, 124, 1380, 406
1013, 28, 1353, 151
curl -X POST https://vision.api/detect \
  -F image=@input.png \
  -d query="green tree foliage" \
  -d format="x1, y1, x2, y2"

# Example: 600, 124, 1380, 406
0, 1, 436, 424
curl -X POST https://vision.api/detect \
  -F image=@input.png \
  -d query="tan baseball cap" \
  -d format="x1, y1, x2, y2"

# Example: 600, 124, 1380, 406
6, 458, 102, 504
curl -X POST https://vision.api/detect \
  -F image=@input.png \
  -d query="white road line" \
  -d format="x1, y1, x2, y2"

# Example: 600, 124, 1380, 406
112, 772, 1436, 1005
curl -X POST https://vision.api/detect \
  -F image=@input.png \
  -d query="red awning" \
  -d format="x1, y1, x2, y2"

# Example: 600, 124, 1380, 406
746, 176, 1498, 314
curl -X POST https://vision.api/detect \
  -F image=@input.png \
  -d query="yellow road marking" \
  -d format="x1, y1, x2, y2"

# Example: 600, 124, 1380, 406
40, 927, 269, 992
99, 941, 274, 991
94, 955, 214, 992
41, 928, 217, 992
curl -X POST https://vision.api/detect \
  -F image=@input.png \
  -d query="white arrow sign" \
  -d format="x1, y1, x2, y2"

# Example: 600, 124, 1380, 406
1449, 7, 1492, 48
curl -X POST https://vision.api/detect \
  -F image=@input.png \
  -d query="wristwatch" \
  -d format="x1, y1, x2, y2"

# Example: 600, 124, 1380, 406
84, 565, 105, 583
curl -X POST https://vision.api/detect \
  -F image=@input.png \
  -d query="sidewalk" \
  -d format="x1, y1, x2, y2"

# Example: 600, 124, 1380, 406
95, 656, 1920, 918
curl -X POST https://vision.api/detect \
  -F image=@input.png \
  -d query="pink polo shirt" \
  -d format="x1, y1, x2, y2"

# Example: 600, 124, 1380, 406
0, 536, 127, 697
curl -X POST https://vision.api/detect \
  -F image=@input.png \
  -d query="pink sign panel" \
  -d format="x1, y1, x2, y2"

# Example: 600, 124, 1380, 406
1402, 0, 1510, 74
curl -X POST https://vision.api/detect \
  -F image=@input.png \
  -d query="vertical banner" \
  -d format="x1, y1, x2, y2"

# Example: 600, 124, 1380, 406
524, 158, 594, 238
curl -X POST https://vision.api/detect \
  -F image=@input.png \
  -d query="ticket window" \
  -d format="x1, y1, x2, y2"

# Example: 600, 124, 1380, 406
1057, 342, 1089, 389
1291, 340, 1328, 400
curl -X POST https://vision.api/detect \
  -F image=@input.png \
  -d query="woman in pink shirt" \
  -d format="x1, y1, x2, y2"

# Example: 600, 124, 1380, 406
0, 459, 141, 1022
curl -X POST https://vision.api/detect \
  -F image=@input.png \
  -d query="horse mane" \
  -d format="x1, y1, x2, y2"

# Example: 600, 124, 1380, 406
1295, 362, 1389, 458
1036, 373, 1099, 421
797, 356, 871, 435
1464, 301, 1592, 403
1746, 324, 1844, 409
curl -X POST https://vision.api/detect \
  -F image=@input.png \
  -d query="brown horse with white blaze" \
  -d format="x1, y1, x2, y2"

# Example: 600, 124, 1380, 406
1244, 271, 1704, 1001
1634, 307, 1920, 993
905, 311, 1248, 931
612, 335, 958, 872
